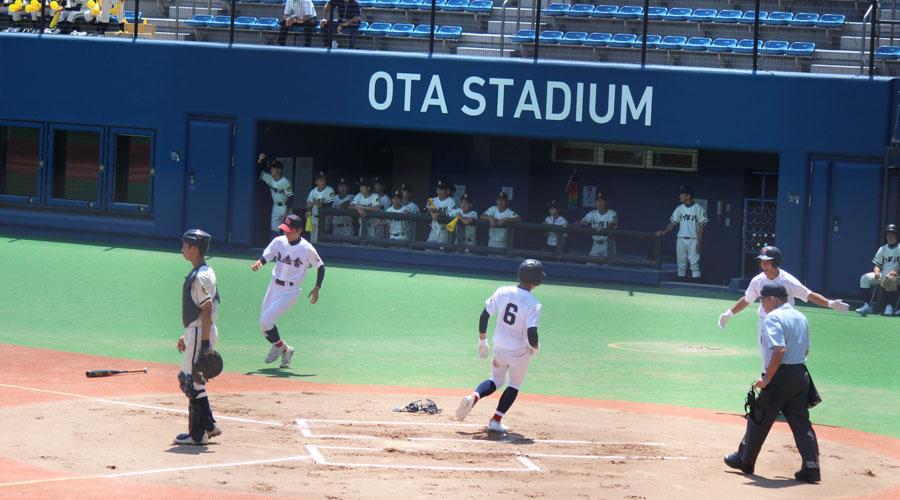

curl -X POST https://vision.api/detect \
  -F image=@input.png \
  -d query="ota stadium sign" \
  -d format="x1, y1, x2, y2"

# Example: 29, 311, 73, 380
367, 71, 653, 126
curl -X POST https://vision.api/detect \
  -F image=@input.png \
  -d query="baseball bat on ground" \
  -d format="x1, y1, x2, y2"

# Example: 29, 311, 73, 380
85, 368, 148, 378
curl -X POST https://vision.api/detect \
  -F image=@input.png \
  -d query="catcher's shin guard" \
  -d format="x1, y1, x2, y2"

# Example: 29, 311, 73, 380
188, 398, 209, 442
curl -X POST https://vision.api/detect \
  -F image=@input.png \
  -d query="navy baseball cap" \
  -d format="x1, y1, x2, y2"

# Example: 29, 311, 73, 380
315, 170, 328, 179
461, 193, 473, 203
547, 199, 560, 208
760, 283, 788, 298
596, 192, 608, 201
338, 177, 349, 186
391, 189, 402, 198
436, 180, 448, 189
358, 177, 373, 187
679, 185, 694, 196
373, 176, 385, 185
400, 183, 413, 192
497, 191, 509, 200
278, 214, 303, 232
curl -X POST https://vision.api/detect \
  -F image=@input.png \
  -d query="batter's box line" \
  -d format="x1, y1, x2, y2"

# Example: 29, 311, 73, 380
305, 445, 542, 472
311, 445, 690, 462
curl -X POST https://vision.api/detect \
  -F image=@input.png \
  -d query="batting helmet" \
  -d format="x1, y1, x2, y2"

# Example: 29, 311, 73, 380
517, 259, 545, 285
756, 246, 782, 268
885, 224, 898, 238
182, 229, 211, 255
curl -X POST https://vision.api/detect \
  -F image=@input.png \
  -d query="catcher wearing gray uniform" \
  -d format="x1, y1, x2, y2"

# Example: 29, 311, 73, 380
456, 259, 544, 433
856, 224, 900, 316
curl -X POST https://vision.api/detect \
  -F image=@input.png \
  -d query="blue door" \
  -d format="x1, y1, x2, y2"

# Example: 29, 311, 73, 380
184, 118, 234, 245
806, 158, 882, 297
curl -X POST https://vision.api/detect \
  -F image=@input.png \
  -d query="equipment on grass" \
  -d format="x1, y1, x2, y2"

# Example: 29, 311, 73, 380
86, 367, 148, 377
517, 259, 545, 285
393, 399, 442, 414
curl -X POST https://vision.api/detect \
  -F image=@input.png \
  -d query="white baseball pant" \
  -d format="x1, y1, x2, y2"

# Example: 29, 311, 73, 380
269, 205, 288, 233
676, 237, 701, 277
860, 272, 883, 288
259, 278, 300, 332
490, 346, 531, 390
181, 324, 219, 399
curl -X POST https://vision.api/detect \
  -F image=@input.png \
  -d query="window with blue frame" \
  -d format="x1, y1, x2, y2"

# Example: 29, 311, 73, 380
0, 125, 40, 197
112, 133, 153, 206
51, 128, 101, 203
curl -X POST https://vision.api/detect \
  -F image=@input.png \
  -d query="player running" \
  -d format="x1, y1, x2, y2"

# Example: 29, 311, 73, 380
456, 259, 544, 434
251, 214, 325, 369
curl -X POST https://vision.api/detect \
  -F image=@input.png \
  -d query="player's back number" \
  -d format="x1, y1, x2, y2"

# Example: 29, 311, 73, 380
503, 303, 518, 325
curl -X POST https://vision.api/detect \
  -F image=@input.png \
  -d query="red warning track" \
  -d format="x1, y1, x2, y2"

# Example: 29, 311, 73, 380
1, 344, 898, 500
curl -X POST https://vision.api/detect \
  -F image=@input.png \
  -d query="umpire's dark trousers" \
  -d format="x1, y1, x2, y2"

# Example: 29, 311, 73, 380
737, 363, 819, 470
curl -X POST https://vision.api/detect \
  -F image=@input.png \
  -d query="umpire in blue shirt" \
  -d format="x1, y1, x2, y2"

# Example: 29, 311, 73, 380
724, 282, 821, 482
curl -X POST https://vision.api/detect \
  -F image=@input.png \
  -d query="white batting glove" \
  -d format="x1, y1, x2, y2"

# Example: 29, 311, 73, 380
477, 338, 489, 359
828, 300, 849, 313
527, 344, 539, 356
718, 309, 733, 329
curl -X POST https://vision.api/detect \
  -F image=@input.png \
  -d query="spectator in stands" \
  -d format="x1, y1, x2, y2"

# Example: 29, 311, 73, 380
567, 192, 617, 263
352, 177, 382, 239
449, 192, 478, 248
481, 191, 521, 249
542, 199, 568, 254
426, 180, 456, 247
656, 185, 708, 281
400, 183, 420, 214
319, 0, 361, 49
331, 177, 354, 237
382, 189, 410, 242
305, 170, 334, 242
278, 0, 317, 47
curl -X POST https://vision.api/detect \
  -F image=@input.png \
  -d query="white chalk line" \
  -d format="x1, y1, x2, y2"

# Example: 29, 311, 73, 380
100, 455, 313, 478
306, 444, 537, 472
311, 443, 687, 462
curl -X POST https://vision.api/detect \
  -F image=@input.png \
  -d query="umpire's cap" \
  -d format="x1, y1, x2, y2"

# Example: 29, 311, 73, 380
518, 259, 545, 286
756, 246, 782, 268
182, 229, 211, 255
760, 283, 788, 299
886, 224, 898, 238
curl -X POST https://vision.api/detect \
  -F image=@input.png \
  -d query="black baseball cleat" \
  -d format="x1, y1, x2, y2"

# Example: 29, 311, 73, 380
724, 453, 754, 474
794, 468, 821, 482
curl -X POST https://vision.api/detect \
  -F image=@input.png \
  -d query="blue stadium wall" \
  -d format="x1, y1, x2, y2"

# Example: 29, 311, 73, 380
0, 34, 897, 295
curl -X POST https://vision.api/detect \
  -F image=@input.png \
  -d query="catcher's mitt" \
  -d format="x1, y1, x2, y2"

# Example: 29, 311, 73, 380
881, 273, 898, 292
393, 399, 442, 414
194, 349, 223, 383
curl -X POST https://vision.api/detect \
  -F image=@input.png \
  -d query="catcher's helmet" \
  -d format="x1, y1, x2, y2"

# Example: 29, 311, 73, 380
518, 259, 545, 285
182, 229, 211, 255
885, 224, 898, 238
756, 246, 782, 268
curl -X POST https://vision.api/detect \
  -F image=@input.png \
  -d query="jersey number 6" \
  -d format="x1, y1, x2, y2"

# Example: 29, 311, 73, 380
503, 303, 518, 325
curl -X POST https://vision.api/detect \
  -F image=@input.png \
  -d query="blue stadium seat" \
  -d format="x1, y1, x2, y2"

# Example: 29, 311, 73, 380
512, 29, 536, 43
311, 0, 327, 4
816, 14, 845, 28
465, 0, 492, 13
708, 38, 737, 52
435, 25, 462, 38
185, 14, 212, 27
234, 16, 256, 29
738, 11, 767, 24
358, 0, 376, 6
260, 0, 281, 4
584, 32, 612, 46
691, 9, 716, 22
716, 10, 741, 23
253, 17, 280, 30
376, 0, 401, 8
209, 15, 232, 28
659, 35, 687, 50
875, 46, 900, 60
568, 4, 593, 17
399, 0, 423, 8
785, 41, 815, 56
790, 13, 818, 27
418, 0, 446, 8
665, 8, 692, 21
684, 36, 712, 50
733, 38, 763, 53
647, 7, 666, 20
540, 30, 564, 43
764, 12, 792, 25
123, 10, 142, 23
590, 5, 617, 18
441, 0, 468, 11
367, 22, 392, 35
243, 0, 262, 4
559, 31, 587, 45
613, 6, 642, 19
760, 40, 788, 54
388, 23, 414, 36
631, 34, 661, 48
607, 33, 637, 47
543, 3, 569, 16
409, 24, 432, 37
358, 21, 369, 33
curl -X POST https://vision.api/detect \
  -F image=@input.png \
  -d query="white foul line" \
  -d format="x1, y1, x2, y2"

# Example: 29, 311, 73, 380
302, 418, 484, 428
100, 455, 313, 478
517, 456, 541, 471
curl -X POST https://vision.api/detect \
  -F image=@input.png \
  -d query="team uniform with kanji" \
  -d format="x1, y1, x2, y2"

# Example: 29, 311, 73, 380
306, 184, 335, 242
669, 202, 708, 278
261, 169, 293, 234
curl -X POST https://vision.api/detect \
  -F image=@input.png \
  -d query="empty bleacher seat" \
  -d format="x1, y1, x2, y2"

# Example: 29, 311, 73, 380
543, 3, 569, 16
568, 4, 593, 17
367, 22, 392, 35
665, 8, 691, 21
388, 23, 414, 36
410, 24, 433, 37
584, 32, 612, 46
540, 30, 564, 43
685, 36, 711, 50
875, 46, 900, 59
816, 14, 845, 28
186, 14, 212, 27
590, 5, 617, 18
631, 34, 661, 48
764, 12, 792, 25
311, 0, 327, 4
760, 40, 789, 54
738, 11, 767, 24
358, 0, 377, 6
377, 0, 401, 8
734, 38, 763, 53
418, 0, 446, 8
613, 6, 642, 19
691, 9, 716, 22
209, 15, 232, 28
559, 31, 587, 45
399, 0, 423, 8
716, 10, 741, 23
607, 33, 637, 47
441, 0, 468, 11
647, 6, 666, 20
511, 29, 536, 43
790, 13, 818, 27
253, 17, 280, 30
465, 0, 492, 13
435, 25, 462, 39
785, 41, 815, 56
659, 35, 687, 50
234, 16, 256, 29
708, 38, 737, 52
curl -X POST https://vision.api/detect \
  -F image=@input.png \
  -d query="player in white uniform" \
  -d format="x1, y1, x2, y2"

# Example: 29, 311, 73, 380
656, 185, 707, 280
352, 177, 382, 239
373, 177, 392, 209
331, 177, 354, 237
427, 180, 456, 246
258, 154, 294, 238
568, 192, 616, 260
449, 193, 478, 247
717, 246, 849, 372
382, 189, 410, 241
856, 224, 900, 316
400, 183, 420, 215
542, 199, 568, 254
251, 214, 325, 369
174, 230, 222, 445
480, 191, 522, 249
305, 170, 335, 243
456, 259, 544, 433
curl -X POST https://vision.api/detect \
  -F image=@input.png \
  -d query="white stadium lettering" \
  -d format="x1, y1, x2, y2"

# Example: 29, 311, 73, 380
396, 72, 422, 112
545, 81, 571, 121
421, 75, 448, 114
462, 76, 487, 116
514, 80, 541, 119
489, 77, 515, 118
368, 71, 393, 111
